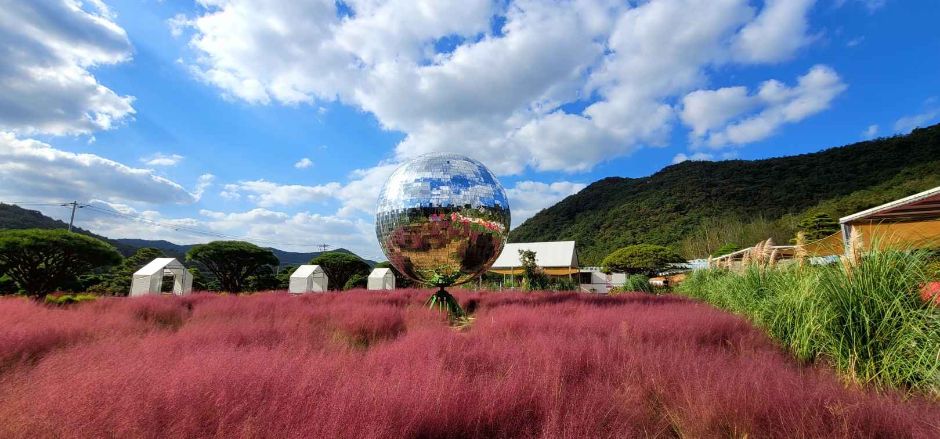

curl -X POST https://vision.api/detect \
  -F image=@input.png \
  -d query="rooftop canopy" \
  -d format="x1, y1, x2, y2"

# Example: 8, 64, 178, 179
840, 185, 940, 224
490, 241, 578, 275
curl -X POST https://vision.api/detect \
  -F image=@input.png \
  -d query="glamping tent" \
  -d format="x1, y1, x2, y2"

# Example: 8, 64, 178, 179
797, 185, 940, 258
490, 241, 579, 276
289, 265, 328, 293
130, 258, 193, 296
367, 268, 395, 290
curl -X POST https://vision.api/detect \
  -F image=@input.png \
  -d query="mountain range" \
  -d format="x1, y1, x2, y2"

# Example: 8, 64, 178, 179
510, 123, 940, 263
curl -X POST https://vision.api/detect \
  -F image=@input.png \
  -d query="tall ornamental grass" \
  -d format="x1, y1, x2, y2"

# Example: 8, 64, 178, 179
0, 291, 937, 437
679, 249, 940, 394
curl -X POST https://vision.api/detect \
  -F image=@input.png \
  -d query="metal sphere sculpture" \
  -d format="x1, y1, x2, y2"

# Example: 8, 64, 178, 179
376, 153, 510, 317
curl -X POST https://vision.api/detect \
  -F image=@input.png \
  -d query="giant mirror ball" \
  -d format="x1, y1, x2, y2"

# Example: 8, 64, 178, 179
375, 153, 510, 287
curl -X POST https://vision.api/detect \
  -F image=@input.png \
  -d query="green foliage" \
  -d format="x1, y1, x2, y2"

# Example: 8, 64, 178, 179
246, 265, 280, 292
712, 242, 741, 257
518, 249, 548, 291
275, 265, 297, 290
510, 124, 940, 263
0, 229, 122, 297
186, 241, 279, 293
343, 273, 368, 290
601, 244, 683, 277
0, 274, 16, 294
86, 247, 167, 295
44, 293, 97, 306
310, 252, 370, 291
797, 212, 839, 241
678, 249, 940, 394
681, 216, 796, 259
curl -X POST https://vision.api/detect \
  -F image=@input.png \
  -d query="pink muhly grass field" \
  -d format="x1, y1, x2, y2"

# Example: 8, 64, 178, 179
0, 290, 938, 438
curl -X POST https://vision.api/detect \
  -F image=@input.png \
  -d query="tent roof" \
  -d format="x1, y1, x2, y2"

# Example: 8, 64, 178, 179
369, 268, 393, 278
841, 185, 940, 223
291, 264, 324, 278
491, 241, 578, 269
133, 258, 184, 276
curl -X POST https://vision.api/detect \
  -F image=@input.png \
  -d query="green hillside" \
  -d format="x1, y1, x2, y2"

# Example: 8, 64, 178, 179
509, 124, 940, 264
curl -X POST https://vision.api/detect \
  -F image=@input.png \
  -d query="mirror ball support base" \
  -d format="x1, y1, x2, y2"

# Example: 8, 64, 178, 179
425, 286, 464, 319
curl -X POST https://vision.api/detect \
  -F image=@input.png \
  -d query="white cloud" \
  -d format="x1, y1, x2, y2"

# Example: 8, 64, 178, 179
221, 179, 341, 207
294, 157, 313, 169
0, 0, 135, 135
732, 0, 816, 63
66, 201, 382, 258
672, 152, 715, 164
142, 153, 184, 166
0, 132, 196, 204
505, 180, 587, 228
178, 0, 825, 175
894, 109, 939, 134
862, 124, 879, 139
684, 65, 846, 148
193, 173, 215, 201
335, 163, 399, 216
680, 86, 756, 138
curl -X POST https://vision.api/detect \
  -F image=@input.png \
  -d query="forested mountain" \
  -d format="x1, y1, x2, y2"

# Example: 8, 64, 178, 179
510, 123, 940, 264
0, 204, 373, 266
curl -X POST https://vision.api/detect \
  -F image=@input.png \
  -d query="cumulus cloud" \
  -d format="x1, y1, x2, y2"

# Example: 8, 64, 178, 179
0, 0, 135, 135
894, 108, 939, 134
221, 180, 341, 207
0, 132, 196, 204
294, 157, 313, 169
505, 180, 587, 228
672, 152, 715, 164
142, 153, 184, 166
862, 124, 879, 139
732, 0, 816, 63
682, 65, 846, 148
177, 0, 827, 175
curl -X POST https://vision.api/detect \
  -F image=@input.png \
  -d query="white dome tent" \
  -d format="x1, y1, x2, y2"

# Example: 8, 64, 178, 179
289, 265, 328, 293
367, 268, 395, 290
130, 258, 193, 296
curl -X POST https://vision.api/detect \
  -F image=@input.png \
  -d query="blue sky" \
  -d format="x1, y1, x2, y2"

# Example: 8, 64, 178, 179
1, 0, 938, 260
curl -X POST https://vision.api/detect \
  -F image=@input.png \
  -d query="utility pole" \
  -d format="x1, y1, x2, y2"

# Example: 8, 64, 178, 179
317, 243, 331, 253
64, 201, 80, 232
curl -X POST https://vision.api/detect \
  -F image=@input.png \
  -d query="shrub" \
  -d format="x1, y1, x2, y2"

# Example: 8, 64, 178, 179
343, 273, 367, 290
601, 244, 684, 277
44, 294, 97, 306
679, 249, 940, 394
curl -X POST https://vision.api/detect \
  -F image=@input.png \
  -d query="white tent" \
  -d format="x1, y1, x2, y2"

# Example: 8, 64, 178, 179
130, 258, 193, 296
367, 268, 395, 290
289, 265, 328, 293
490, 241, 579, 276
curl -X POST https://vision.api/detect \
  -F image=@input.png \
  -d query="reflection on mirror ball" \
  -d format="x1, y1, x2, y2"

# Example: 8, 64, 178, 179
375, 153, 510, 287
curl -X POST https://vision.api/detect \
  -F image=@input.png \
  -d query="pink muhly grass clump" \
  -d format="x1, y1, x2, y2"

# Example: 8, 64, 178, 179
0, 291, 937, 438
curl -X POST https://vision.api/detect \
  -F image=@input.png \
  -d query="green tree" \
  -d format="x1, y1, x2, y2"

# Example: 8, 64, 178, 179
310, 252, 370, 291
88, 247, 166, 295
275, 264, 297, 290
0, 229, 122, 298
186, 241, 278, 293
343, 272, 368, 290
601, 244, 684, 277
712, 242, 741, 257
797, 212, 840, 241
246, 265, 280, 292
519, 249, 547, 291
